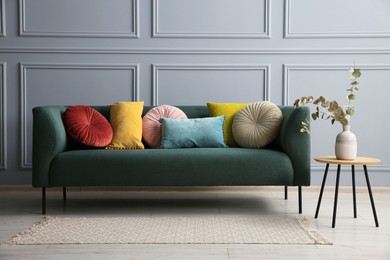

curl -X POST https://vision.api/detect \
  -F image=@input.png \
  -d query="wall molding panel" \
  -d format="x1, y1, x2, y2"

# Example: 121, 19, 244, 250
2, 47, 390, 55
20, 63, 139, 168
282, 64, 355, 106
284, 0, 390, 38
0, 0, 5, 37
152, 64, 270, 106
19, 0, 139, 38
283, 64, 390, 173
153, 0, 270, 38
0, 62, 6, 170
282, 64, 390, 105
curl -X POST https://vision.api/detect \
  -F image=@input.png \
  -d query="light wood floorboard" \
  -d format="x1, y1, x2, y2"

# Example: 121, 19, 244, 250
0, 187, 389, 259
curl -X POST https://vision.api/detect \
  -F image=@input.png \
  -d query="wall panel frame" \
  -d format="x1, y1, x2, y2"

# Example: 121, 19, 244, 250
19, 0, 139, 38
152, 64, 270, 105
0, 62, 6, 170
153, 0, 270, 38
284, 0, 390, 38
20, 63, 139, 168
0, 0, 5, 37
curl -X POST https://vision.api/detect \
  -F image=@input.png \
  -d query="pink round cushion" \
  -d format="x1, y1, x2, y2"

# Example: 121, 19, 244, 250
142, 105, 187, 148
63, 105, 113, 147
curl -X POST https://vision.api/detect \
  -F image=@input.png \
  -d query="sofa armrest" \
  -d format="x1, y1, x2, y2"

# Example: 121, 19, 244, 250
32, 106, 68, 187
278, 106, 311, 186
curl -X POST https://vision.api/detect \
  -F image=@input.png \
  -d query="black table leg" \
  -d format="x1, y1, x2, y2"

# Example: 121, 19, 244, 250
363, 165, 379, 227
352, 165, 357, 218
315, 163, 329, 218
332, 164, 341, 228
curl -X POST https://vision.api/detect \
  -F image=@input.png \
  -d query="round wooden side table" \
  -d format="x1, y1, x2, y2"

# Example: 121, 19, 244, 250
314, 156, 381, 228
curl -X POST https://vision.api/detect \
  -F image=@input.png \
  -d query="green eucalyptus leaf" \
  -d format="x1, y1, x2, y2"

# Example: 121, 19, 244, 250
313, 96, 326, 105
328, 101, 339, 112
352, 69, 361, 78
350, 81, 359, 86
300, 128, 310, 135
340, 117, 349, 125
346, 107, 355, 115
322, 101, 329, 108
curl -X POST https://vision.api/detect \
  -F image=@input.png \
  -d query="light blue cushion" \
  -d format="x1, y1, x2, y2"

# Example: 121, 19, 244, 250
159, 116, 227, 148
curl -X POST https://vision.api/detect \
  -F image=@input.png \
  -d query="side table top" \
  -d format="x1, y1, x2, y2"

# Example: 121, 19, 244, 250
314, 156, 381, 165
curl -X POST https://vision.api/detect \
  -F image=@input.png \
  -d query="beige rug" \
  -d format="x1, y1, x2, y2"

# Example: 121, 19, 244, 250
9, 216, 332, 245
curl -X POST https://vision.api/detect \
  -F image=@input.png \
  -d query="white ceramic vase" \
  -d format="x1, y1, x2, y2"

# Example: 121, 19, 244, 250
335, 124, 357, 160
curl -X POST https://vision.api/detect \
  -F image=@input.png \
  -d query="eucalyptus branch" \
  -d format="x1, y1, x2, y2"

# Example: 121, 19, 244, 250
293, 67, 361, 135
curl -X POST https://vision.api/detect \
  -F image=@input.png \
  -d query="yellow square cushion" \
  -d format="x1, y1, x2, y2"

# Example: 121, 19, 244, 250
106, 101, 144, 149
207, 102, 251, 147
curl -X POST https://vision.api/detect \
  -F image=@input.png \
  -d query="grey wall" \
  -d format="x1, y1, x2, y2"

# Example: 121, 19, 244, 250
1, 0, 390, 186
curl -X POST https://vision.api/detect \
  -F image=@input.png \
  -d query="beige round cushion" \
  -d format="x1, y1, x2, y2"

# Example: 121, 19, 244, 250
232, 101, 283, 148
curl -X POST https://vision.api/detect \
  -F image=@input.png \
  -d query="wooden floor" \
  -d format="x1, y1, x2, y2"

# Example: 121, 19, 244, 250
0, 186, 389, 259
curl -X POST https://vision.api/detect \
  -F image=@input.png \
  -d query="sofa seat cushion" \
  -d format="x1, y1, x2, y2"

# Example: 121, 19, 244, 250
49, 148, 294, 187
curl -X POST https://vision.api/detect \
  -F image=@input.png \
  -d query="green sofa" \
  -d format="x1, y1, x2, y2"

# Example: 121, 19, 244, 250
32, 105, 311, 214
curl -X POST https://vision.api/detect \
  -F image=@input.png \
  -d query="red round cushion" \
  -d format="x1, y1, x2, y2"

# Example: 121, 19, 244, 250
142, 105, 187, 148
63, 105, 113, 147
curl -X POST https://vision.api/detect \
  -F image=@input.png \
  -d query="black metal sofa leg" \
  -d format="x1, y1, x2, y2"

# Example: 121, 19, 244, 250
284, 186, 302, 214
298, 186, 302, 214
42, 187, 46, 215
284, 186, 288, 200
63, 187, 67, 201
42, 187, 67, 214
